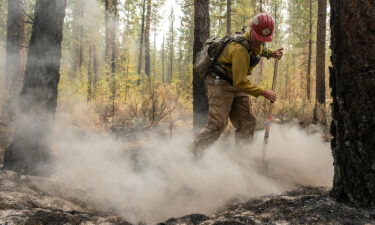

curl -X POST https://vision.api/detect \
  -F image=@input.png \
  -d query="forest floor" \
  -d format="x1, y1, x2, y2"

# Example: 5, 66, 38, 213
0, 120, 8, 167
0, 169, 374, 225
0, 119, 374, 225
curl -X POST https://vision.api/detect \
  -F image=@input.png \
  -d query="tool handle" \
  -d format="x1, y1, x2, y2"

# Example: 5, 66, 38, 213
267, 58, 279, 117
271, 59, 279, 91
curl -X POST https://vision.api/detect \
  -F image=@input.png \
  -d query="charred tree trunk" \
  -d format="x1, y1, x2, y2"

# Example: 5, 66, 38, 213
316, 0, 326, 104
193, 0, 209, 132
137, 0, 146, 76
330, 0, 375, 207
226, 0, 231, 36
5, 0, 25, 97
144, 0, 151, 79
3, 0, 67, 175
307, 0, 312, 100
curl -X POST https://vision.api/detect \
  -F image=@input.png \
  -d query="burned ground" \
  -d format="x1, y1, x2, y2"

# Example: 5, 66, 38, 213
0, 170, 132, 225
1, 169, 374, 225
160, 187, 375, 225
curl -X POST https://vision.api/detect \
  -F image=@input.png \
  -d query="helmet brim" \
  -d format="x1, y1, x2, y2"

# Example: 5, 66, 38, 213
253, 31, 273, 42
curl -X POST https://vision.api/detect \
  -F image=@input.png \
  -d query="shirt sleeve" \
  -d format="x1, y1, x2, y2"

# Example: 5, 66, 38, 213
231, 45, 265, 97
261, 44, 274, 59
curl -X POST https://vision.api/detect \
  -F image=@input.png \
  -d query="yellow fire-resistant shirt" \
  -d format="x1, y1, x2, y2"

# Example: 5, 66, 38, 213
217, 31, 274, 97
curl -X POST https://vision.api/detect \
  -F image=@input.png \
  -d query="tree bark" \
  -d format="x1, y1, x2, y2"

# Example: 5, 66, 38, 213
110, 0, 117, 117
137, 0, 146, 76
3, 0, 67, 175
72, 0, 84, 78
162, 35, 165, 83
144, 0, 151, 78
104, 0, 110, 61
5, 0, 25, 97
330, 0, 375, 207
168, 8, 174, 83
226, 0, 231, 36
92, 45, 98, 94
306, 0, 312, 100
316, 0, 326, 104
87, 45, 93, 102
256, 0, 264, 84
193, 0, 209, 133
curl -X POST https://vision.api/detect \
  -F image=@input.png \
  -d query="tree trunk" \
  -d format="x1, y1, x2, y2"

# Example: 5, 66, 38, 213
87, 45, 93, 102
226, 0, 231, 36
110, 0, 117, 117
284, 62, 289, 100
3, 0, 67, 175
153, 29, 156, 79
137, 0, 146, 76
92, 44, 98, 94
144, 0, 151, 78
5, 0, 25, 97
193, 0, 209, 133
168, 8, 174, 84
307, 0, 312, 100
87, 44, 98, 102
162, 35, 165, 83
256, 0, 264, 83
72, 0, 84, 78
316, 0, 326, 104
104, 0, 110, 61
330, 0, 375, 207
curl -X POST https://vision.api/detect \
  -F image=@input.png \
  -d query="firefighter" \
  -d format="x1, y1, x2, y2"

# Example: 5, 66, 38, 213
192, 13, 284, 157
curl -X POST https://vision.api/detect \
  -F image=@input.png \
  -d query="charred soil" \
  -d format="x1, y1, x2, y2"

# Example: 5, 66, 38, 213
0, 169, 374, 225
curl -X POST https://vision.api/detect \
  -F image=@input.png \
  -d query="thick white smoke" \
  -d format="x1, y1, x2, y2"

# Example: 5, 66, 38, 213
38, 109, 333, 224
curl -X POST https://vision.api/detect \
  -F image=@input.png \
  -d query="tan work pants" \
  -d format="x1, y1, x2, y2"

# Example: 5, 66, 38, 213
192, 75, 257, 156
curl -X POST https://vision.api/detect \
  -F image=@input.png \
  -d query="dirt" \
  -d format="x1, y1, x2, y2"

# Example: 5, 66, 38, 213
0, 170, 132, 225
159, 187, 375, 225
1, 169, 374, 225
0, 120, 8, 166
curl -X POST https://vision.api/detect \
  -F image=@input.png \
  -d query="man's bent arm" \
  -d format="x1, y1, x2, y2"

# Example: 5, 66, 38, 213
232, 46, 265, 97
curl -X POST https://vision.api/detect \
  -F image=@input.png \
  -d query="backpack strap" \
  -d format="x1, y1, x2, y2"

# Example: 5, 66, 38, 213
210, 34, 255, 86
232, 34, 252, 52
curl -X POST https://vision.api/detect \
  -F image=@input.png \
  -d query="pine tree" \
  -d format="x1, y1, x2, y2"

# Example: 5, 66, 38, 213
137, 0, 147, 76
72, 0, 84, 78
193, 0, 210, 132
4, 0, 67, 175
166, 7, 175, 83
144, 0, 151, 78
330, 0, 375, 207
316, 0, 326, 104
5, 0, 25, 94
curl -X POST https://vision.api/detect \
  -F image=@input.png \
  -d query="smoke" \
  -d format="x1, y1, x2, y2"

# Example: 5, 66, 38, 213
0, 0, 333, 223
37, 108, 333, 224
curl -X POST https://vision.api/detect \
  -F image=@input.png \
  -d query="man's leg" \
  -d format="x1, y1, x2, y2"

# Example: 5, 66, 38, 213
229, 94, 257, 147
192, 79, 235, 157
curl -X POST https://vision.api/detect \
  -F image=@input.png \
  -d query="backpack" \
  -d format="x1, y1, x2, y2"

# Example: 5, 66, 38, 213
193, 34, 252, 79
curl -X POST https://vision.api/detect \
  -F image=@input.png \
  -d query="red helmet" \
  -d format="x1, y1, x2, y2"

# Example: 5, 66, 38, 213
250, 13, 275, 42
